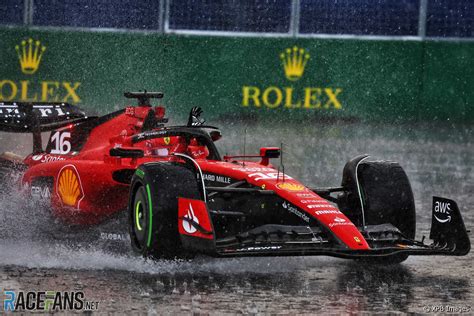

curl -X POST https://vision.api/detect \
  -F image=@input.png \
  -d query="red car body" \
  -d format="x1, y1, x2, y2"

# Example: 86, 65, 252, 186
0, 92, 470, 260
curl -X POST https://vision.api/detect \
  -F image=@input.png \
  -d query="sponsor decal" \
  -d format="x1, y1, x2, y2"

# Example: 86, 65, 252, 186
334, 216, 346, 223
354, 236, 361, 243
31, 185, 51, 200
182, 203, 199, 234
202, 173, 232, 184
100, 232, 128, 241
0, 38, 81, 103
282, 201, 310, 223
2, 290, 99, 312
242, 46, 343, 110
32, 154, 43, 161
314, 209, 342, 215
231, 167, 275, 172
235, 246, 282, 252
301, 199, 324, 204
136, 129, 167, 140
30, 177, 53, 206
297, 193, 316, 198
433, 200, 452, 223
276, 182, 305, 192
248, 172, 293, 181
0, 104, 72, 118
31, 154, 66, 163
178, 198, 213, 239
56, 165, 84, 208
307, 204, 332, 209
329, 221, 352, 228
125, 106, 135, 116
189, 149, 206, 158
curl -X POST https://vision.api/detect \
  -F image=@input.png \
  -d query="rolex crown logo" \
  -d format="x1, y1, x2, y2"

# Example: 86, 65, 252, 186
280, 46, 310, 81
15, 38, 46, 75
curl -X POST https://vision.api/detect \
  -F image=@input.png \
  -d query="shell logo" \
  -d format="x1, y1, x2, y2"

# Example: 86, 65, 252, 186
276, 182, 305, 192
57, 165, 84, 208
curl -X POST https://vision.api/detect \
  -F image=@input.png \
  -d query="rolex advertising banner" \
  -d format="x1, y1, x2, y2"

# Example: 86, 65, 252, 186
0, 27, 472, 122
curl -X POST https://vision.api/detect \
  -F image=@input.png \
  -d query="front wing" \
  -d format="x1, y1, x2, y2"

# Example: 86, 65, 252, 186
180, 197, 470, 259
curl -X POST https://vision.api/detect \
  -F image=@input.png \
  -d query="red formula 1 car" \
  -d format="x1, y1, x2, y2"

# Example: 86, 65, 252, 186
0, 92, 470, 263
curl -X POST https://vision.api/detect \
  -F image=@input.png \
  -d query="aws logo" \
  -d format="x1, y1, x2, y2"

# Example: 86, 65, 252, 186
0, 38, 81, 104
242, 46, 342, 110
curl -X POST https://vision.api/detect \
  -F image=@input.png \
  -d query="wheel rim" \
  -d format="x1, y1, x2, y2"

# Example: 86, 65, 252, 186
132, 188, 148, 250
135, 200, 144, 232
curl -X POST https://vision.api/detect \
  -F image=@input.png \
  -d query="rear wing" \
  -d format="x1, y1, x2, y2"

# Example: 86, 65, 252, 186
0, 102, 89, 153
0, 102, 87, 132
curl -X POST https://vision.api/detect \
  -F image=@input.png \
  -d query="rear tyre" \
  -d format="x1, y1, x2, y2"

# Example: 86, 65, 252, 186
129, 163, 201, 259
339, 156, 416, 264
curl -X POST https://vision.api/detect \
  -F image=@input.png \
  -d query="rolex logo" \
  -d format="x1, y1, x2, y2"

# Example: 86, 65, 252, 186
15, 38, 46, 75
280, 46, 310, 81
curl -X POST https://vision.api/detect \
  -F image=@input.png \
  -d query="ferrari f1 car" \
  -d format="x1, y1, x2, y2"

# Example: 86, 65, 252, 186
0, 92, 470, 263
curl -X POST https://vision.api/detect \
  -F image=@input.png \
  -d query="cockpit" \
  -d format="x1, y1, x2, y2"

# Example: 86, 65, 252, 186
142, 135, 210, 160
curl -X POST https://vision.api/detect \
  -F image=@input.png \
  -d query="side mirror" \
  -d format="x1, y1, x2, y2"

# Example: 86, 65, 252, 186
260, 147, 280, 165
110, 147, 144, 158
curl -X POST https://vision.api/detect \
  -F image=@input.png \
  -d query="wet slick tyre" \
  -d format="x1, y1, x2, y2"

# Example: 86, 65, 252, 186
129, 163, 201, 259
341, 157, 416, 264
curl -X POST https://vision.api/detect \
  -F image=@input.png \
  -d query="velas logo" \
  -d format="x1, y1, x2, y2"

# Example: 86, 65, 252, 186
0, 38, 81, 104
242, 46, 343, 110
56, 165, 84, 208
15, 38, 46, 75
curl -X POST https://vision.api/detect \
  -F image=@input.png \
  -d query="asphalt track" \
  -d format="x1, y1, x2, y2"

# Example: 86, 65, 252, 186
0, 120, 472, 314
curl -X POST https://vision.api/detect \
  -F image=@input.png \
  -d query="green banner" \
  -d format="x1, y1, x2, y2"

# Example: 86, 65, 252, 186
0, 27, 472, 122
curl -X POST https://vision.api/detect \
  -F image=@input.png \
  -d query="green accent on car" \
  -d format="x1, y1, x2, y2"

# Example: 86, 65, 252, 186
135, 200, 143, 231
135, 169, 145, 179
146, 184, 153, 248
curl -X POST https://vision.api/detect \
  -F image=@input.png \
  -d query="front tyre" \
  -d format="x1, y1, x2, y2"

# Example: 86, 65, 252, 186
339, 156, 416, 264
129, 163, 201, 259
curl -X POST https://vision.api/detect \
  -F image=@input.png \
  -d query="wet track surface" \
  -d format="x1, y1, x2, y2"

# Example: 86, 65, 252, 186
0, 120, 472, 314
